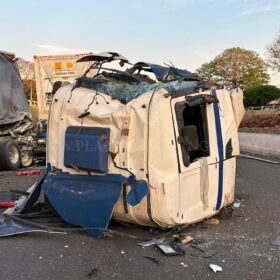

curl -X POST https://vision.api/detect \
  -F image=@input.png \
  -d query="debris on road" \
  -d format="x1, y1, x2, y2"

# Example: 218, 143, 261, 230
180, 262, 188, 268
0, 213, 66, 237
204, 218, 220, 225
191, 244, 205, 252
142, 255, 160, 265
270, 236, 280, 246
137, 237, 166, 247
87, 268, 98, 279
190, 250, 218, 258
174, 235, 193, 244
15, 169, 42, 176
209, 264, 222, 273
156, 241, 185, 256
0, 201, 14, 208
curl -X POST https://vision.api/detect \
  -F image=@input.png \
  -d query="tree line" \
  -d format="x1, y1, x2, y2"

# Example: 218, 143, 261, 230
197, 31, 280, 107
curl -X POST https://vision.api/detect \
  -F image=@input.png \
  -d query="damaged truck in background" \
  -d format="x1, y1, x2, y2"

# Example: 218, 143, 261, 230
1, 52, 245, 238
0, 51, 46, 170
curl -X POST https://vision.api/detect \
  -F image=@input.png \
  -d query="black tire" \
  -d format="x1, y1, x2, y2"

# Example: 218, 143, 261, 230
0, 139, 21, 170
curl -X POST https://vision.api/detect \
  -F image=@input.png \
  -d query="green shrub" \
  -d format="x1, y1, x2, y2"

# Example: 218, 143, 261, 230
244, 85, 280, 107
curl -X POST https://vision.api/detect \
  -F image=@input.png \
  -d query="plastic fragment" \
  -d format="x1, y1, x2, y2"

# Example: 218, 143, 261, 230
210, 264, 222, 273
180, 262, 188, 268
137, 237, 166, 247
0, 201, 14, 208
232, 200, 241, 209
180, 235, 193, 244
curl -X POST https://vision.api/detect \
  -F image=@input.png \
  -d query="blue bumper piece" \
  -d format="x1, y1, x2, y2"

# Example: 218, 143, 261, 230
126, 176, 148, 207
42, 173, 126, 238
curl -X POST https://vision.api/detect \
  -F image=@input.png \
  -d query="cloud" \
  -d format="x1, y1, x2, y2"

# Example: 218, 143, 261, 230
238, 4, 280, 16
34, 44, 91, 54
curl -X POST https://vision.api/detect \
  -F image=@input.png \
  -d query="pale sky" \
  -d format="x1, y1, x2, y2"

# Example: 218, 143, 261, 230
0, 0, 279, 73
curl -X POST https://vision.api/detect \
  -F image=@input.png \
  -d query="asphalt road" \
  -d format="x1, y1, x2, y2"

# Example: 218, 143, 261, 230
0, 157, 279, 280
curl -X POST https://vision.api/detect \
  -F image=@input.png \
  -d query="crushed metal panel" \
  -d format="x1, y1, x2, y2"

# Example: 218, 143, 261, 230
126, 176, 148, 207
0, 213, 65, 237
42, 173, 127, 238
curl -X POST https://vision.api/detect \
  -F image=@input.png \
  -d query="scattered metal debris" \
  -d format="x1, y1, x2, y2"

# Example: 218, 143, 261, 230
191, 244, 205, 252
209, 264, 222, 273
192, 238, 207, 245
137, 237, 166, 247
156, 241, 185, 256
0, 213, 66, 237
142, 255, 160, 265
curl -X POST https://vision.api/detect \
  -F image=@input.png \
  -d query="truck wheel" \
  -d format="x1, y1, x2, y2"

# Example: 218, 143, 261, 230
0, 139, 21, 170
21, 150, 33, 167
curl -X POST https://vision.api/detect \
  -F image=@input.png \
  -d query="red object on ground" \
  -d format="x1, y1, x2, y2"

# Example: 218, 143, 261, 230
15, 169, 42, 176
0, 201, 14, 208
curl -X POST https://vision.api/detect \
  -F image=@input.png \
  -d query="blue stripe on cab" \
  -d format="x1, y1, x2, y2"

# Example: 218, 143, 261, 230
211, 90, 224, 210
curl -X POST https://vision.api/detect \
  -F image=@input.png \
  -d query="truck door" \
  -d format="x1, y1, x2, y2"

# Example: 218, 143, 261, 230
171, 93, 218, 222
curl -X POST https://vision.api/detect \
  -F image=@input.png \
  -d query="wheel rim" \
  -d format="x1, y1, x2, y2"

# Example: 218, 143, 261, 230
21, 150, 33, 167
8, 145, 19, 164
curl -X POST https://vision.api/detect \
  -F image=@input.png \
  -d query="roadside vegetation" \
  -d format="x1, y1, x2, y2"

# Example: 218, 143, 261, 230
239, 109, 280, 134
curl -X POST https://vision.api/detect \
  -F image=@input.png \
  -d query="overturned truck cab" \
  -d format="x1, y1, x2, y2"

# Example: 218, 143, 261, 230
2, 52, 245, 238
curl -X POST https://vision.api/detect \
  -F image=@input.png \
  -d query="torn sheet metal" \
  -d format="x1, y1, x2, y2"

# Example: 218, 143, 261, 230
156, 241, 185, 256
42, 172, 127, 238
126, 176, 148, 207
0, 212, 65, 237
128, 62, 201, 82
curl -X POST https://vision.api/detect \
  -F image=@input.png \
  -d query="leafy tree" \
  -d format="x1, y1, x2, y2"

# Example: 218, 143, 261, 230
197, 47, 269, 89
243, 85, 280, 107
266, 32, 280, 72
